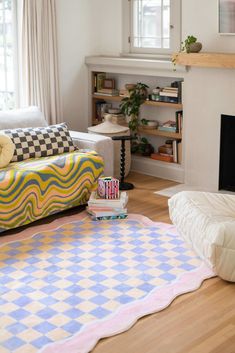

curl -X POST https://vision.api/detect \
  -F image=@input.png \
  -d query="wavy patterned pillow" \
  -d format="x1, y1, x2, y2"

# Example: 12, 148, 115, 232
4, 123, 76, 162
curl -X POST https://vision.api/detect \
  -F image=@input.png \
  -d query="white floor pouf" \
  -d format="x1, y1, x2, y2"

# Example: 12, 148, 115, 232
168, 191, 235, 282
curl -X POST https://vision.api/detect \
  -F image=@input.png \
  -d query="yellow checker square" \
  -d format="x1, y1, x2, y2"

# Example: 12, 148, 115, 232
102, 278, 120, 288
127, 288, 146, 299
79, 269, 96, 278
14, 344, 37, 353
51, 302, 71, 313
0, 347, 9, 353
151, 277, 167, 287
147, 268, 164, 277
78, 278, 96, 288
48, 313, 71, 327
19, 328, 42, 343
21, 315, 44, 328
56, 269, 72, 278
2, 290, 21, 302
77, 300, 97, 313
1, 316, 16, 329
27, 290, 47, 301
1, 302, 19, 314
101, 269, 118, 278
54, 279, 73, 289
24, 302, 45, 314
78, 289, 97, 301
78, 313, 97, 325
46, 328, 70, 341
78, 251, 94, 259
102, 289, 121, 300
51, 290, 71, 301
102, 300, 119, 312
9, 269, 27, 279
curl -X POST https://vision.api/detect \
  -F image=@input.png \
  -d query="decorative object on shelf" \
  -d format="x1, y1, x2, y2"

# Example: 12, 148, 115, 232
181, 35, 202, 53
138, 137, 154, 156
140, 118, 158, 130
88, 114, 131, 178
112, 135, 135, 190
103, 78, 115, 89
119, 82, 149, 138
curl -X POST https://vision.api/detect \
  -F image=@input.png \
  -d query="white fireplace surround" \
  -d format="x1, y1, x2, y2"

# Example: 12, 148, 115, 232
85, 55, 235, 192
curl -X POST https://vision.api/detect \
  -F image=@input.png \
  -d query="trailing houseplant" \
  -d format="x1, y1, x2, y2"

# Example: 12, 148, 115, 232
172, 35, 202, 70
119, 82, 149, 137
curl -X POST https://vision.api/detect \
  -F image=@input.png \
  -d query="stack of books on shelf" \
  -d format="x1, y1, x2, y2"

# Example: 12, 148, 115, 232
95, 101, 112, 122
151, 139, 182, 164
94, 88, 119, 97
158, 120, 177, 133
159, 87, 178, 103
87, 191, 128, 221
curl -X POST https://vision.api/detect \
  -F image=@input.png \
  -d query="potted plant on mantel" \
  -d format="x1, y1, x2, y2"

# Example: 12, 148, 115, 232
119, 82, 154, 156
172, 35, 202, 70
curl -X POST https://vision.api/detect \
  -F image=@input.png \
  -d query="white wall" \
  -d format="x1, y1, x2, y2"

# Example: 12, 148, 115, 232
57, 0, 93, 131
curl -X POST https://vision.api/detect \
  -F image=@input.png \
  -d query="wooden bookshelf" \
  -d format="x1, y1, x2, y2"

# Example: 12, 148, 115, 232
92, 94, 183, 109
138, 127, 182, 140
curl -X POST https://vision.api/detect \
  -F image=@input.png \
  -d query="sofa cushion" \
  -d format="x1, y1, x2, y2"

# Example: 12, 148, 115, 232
169, 191, 235, 282
4, 123, 76, 162
0, 134, 15, 168
0, 106, 48, 130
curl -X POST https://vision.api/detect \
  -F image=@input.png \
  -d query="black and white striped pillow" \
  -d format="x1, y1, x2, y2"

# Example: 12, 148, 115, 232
4, 123, 77, 162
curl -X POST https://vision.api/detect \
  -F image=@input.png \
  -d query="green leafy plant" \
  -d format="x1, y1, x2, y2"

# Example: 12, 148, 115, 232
119, 82, 149, 137
181, 35, 197, 53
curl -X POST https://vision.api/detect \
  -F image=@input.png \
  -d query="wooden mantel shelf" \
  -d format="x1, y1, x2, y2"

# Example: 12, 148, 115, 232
172, 52, 235, 69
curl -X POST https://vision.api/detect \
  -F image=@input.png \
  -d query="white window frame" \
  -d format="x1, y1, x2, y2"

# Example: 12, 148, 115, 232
122, 0, 181, 56
0, 0, 18, 110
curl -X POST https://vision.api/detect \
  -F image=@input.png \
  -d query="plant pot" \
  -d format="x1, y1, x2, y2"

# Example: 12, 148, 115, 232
188, 42, 202, 53
139, 143, 154, 156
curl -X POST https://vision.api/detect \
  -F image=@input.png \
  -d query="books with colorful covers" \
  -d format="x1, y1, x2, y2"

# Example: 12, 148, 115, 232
88, 191, 128, 208
87, 191, 128, 220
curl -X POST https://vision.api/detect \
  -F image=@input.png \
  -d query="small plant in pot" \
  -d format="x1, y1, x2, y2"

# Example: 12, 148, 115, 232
181, 35, 202, 53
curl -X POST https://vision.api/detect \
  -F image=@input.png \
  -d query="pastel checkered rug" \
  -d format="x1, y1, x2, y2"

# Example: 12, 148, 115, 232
0, 213, 215, 353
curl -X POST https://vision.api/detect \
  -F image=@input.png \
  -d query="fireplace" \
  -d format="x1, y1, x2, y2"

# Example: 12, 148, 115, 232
219, 114, 235, 191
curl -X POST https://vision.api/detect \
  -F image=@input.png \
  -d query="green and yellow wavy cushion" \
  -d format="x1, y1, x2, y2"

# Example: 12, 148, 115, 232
0, 150, 104, 232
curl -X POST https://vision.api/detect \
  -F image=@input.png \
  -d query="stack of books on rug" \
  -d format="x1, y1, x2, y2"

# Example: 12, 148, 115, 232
87, 177, 128, 220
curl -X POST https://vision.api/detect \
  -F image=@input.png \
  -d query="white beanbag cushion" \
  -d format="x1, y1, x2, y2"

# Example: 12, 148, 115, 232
169, 191, 235, 282
0, 134, 15, 168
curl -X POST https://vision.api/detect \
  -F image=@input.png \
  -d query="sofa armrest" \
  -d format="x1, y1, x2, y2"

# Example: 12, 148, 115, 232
70, 131, 114, 176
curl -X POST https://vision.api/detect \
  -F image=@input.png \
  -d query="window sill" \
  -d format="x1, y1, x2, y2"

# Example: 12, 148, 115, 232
85, 55, 187, 75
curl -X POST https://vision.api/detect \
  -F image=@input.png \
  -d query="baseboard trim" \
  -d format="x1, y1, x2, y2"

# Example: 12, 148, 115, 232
131, 156, 185, 183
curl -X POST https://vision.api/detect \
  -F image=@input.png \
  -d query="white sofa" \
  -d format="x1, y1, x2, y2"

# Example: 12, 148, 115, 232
169, 191, 235, 282
0, 106, 114, 176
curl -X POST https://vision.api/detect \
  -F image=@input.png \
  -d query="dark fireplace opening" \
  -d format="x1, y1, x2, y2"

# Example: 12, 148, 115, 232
219, 114, 235, 191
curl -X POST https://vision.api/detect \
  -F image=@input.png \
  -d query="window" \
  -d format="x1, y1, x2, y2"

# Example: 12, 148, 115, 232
0, 0, 17, 110
123, 0, 181, 55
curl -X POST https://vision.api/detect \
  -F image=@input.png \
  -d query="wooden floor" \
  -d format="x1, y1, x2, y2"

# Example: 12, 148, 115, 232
92, 172, 235, 353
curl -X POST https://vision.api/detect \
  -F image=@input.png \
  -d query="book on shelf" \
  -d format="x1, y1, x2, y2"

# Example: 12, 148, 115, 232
158, 145, 173, 155
158, 120, 177, 133
178, 141, 182, 164
93, 72, 106, 92
175, 110, 183, 133
159, 91, 178, 98
150, 153, 174, 163
94, 91, 119, 97
173, 140, 178, 163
